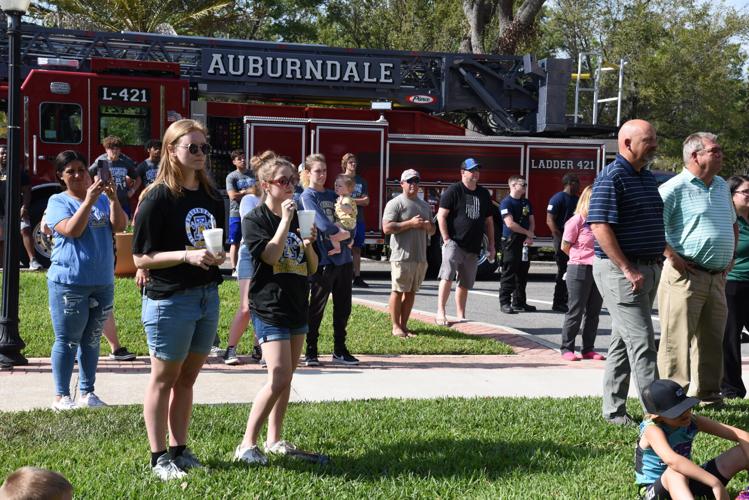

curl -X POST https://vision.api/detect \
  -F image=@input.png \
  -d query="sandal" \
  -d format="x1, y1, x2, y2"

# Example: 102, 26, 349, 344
434, 316, 449, 327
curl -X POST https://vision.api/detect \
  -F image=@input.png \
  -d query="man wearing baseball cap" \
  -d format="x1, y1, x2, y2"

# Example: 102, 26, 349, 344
434, 158, 495, 325
382, 169, 435, 337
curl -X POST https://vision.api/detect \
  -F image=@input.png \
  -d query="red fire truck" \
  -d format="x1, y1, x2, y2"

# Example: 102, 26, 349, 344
0, 25, 613, 276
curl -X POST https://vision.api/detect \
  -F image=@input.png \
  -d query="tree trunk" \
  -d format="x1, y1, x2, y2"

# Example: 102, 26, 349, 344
495, 0, 546, 54
461, 0, 494, 54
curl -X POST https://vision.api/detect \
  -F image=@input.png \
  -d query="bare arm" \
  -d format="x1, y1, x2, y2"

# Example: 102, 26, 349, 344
383, 215, 428, 235
546, 213, 561, 239
134, 248, 223, 271
437, 207, 450, 241
54, 180, 106, 238
561, 241, 572, 255
353, 194, 370, 206
502, 214, 533, 239
484, 215, 495, 254
227, 189, 243, 202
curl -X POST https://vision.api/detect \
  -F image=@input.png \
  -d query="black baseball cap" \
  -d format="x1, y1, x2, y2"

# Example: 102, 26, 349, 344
460, 158, 480, 171
642, 379, 699, 419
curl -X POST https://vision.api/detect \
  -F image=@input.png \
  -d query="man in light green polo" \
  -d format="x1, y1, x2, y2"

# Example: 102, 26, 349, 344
657, 132, 738, 408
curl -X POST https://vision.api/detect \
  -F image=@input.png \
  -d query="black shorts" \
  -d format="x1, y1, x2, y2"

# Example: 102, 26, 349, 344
639, 459, 728, 499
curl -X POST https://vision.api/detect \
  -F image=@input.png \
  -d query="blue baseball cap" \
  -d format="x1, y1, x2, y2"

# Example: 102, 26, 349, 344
461, 158, 480, 171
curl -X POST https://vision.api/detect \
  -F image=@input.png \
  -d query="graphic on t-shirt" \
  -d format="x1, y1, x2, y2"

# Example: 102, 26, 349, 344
111, 166, 129, 191
320, 199, 336, 222
465, 194, 481, 220
88, 205, 108, 228
145, 168, 158, 183
353, 183, 364, 198
236, 177, 255, 190
274, 232, 307, 276
184, 207, 217, 248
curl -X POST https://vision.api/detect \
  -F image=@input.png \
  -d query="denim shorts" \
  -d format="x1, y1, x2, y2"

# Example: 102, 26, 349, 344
142, 284, 220, 361
236, 243, 255, 280
228, 217, 242, 244
252, 314, 307, 345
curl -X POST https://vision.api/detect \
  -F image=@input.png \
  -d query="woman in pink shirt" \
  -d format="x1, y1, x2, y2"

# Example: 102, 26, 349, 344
559, 185, 605, 361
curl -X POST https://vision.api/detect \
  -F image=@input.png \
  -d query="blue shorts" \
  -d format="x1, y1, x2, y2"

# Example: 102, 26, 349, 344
252, 315, 307, 345
353, 219, 365, 248
142, 284, 220, 361
228, 217, 242, 245
237, 244, 255, 280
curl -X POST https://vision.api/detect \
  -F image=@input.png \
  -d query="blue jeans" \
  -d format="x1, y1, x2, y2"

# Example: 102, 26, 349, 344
142, 284, 220, 361
48, 280, 114, 397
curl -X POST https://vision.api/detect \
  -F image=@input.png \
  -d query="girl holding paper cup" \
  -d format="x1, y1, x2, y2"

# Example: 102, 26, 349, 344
132, 119, 225, 480
234, 155, 321, 464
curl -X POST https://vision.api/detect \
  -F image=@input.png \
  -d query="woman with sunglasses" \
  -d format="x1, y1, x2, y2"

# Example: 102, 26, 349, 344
132, 119, 225, 481
234, 155, 319, 464
46, 150, 127, 411
721, 175, 749, 399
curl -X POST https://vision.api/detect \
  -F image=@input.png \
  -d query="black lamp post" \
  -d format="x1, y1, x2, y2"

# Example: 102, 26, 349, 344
0, 0, 30, 370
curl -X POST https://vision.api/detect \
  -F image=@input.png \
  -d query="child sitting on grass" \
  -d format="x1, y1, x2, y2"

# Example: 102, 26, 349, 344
328, 174, 357, 256
636, 379, 749, 499
0, 466, 73, 500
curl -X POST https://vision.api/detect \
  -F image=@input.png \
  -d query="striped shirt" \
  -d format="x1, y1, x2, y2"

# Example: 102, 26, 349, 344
588, 154, 665, 258
659, 169, 736, 270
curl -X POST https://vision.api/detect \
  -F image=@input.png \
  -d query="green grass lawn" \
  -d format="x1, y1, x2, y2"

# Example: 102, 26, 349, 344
1, 398, 748, 498
16, 272, 512, 357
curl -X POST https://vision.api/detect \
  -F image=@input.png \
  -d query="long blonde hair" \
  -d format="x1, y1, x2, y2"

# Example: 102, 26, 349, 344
574, 185, 593, 219
140, 119, 218, 200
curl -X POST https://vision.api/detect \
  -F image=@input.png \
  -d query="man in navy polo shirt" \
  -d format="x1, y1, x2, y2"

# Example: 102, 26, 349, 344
588, 119, 665, 426
498, 175, 535, 314
546, 174, 580, 312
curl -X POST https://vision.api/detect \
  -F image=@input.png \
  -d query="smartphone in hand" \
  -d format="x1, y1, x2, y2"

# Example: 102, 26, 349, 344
97, 159, 111, 183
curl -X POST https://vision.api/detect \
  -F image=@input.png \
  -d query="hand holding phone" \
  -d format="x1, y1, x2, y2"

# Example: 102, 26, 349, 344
97, 159, 111, 183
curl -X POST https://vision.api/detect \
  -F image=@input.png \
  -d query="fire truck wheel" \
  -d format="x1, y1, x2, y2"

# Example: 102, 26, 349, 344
29, 197, 53, 268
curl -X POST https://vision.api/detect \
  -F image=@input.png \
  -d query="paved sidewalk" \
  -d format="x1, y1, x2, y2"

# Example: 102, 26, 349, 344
0, 298, 730, 412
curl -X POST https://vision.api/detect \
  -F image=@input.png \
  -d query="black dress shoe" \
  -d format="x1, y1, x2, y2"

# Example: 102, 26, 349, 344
513, 304, 537, 312
552, 304, 569, 313
500, 304, 516, 314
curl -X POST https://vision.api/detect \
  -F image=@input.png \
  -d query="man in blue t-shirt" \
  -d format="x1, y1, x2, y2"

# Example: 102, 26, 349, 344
546, 174, 580, 312
498, 175, 535, 314
588, 119, 664, 427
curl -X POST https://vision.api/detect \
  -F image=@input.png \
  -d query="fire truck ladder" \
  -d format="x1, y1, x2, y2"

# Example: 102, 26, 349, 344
572, 53, 625, 127
0, 24, 576, 134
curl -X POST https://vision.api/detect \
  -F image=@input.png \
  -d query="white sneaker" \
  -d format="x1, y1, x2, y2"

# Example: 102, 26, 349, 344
78, 392, 107, 408
52, 395, 77, 411
210, 345, 225, 357
29, 259, 44, 271
265, 440, 297, 455
234, 444, 268, 465
152, 454, 187, 481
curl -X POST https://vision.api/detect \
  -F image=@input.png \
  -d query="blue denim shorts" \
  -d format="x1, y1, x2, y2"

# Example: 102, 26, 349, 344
228, 217, 242, 244
142, 284, 220, 361
236, 243, 254, 280
252, 314, 307, 345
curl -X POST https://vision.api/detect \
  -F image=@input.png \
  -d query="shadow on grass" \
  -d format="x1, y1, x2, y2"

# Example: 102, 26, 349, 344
215, 437, 599, 480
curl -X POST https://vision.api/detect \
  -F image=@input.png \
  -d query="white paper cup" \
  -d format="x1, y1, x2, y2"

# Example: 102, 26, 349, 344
202, 228, 224, 255
298, 210, 316, 238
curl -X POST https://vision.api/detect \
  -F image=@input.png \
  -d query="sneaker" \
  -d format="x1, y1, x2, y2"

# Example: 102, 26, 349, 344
605, 414, 637, 427
234, 444, 268, 465
581, 351, 606, 361
352, 276, 369, 288
259, 358, 267, 368
512, 303, 537, 312
251, 345, 262, 361
304, 346, 320, 367
78, 392, 107, 408
109, 347, 136, 361
28, 259, 44, 271
210, 345, 225, 358
173, 447, 203, 470
231, 268, 238, 278
152, 454, 187, 481
561, 351, 580, 362
552, 304, 569, 313
224, 346, 240, 366
52, 395, 77, 411
332, 349, 359, 365
265, 440, 298, 456
500, 304, 516, 314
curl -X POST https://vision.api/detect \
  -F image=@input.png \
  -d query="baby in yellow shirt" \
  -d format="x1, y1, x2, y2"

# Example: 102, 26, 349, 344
329, 174, 357, 255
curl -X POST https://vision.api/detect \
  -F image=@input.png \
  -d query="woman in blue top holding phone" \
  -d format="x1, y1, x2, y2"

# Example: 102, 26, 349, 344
45, 150, 127, 412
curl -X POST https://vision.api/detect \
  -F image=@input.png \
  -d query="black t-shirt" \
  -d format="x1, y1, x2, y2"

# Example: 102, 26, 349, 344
132, 184, 224, 299
0, 169, 30, 217
243, 204, 310, 328
439, 182, 492, 254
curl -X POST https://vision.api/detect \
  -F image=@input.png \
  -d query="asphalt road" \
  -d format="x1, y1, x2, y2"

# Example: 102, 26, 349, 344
354, 259, 749, 357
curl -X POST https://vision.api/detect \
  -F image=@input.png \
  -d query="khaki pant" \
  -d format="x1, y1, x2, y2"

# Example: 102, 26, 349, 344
657, 260, 727, 402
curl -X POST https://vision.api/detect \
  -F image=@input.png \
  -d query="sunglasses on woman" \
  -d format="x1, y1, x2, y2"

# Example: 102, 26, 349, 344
176, 143, 212, 155
268, 176, 298, 187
